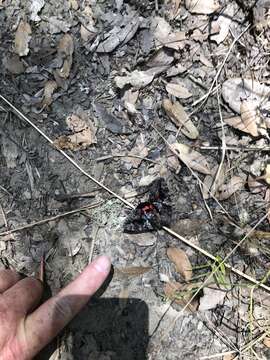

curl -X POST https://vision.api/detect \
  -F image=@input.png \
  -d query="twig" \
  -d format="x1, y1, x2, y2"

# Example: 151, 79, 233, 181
163, 226, 270, 292
0, 95, 134, 210
95, 153, 158, 165
195, 24, 251, 107
200, 350, 238, 360
199, 145, 270, 152
0, 201, 102, 239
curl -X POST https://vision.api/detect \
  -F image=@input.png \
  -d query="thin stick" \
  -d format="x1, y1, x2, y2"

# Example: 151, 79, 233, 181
200, 350, 238, 360
163, 226, 270, 292
95, 153, 158, 165
199, 145, 270, 152
0, 95, 134, 210
195, 24, 251, 107
0, 201, 102, 239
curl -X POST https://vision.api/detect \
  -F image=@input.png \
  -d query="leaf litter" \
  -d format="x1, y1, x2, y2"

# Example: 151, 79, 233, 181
2, 0, 270, 358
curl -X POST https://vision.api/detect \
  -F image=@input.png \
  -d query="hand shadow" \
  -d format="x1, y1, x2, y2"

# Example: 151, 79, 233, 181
35, 296, 149, 360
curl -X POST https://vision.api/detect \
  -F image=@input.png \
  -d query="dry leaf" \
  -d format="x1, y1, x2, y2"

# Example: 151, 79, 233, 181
123, 89, 139, 114
263, 337, 270, 348
164, 281, 199, 311
199, 53, 213, 67
222, 78, 270, 114
171, 142, 212, 175
210, 4, 234, 44
168, 0, 182, 19
96, 13, 140, 53
126, 134, 149, 168
166, 82, 192, 99
54, 110, 96, 150
80, 5, 96, 42
69, 0, 79, 10
247, 174, 266, 194
162, 99, 198, 139
240, 100, 259, 137
3, 54, 25, 74
216, 176, 245, 201
162, 31, 186, 50
202, 164, 225, 199
14, 21, 32, 57
55, 34, 74, 79
115, 66, 168, 89
223, 354, 236, 360
117, 266, 152, 277
42, 80, 58, 108
167, 247, 193, 281
186, 0, 220, 14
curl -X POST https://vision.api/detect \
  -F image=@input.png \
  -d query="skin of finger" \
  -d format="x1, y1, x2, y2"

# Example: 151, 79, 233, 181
3, 277, 43, 314
23, 258, 111, 358
0, 270, 21, 293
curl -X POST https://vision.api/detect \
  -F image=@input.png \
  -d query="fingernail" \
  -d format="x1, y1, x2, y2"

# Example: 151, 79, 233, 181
93, 255, 111, 273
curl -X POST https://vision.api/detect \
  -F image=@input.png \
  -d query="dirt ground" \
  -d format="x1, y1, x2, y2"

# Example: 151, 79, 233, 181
0, 0, 270, 359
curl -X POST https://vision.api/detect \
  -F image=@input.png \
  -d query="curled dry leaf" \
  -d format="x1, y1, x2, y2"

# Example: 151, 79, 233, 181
167, 247, 193, 281
247, 174, 266, 194
42, 80, 58, 108
163, 281, 199, 311
14, 21, 32, 57
185, 0, 220, 14
55, 34, 74, 79
216, 175, 245, 201
54, 109, 97, 150
166, 82, 192, 99
162, 99, 198, 139
171, 142, 212, 175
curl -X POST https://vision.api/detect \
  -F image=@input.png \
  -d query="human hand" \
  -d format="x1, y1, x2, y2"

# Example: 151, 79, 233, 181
0, 255, 111, 360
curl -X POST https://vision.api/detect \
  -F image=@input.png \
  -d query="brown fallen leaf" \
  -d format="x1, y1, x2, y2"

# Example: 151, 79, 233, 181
171, 142, 212, 175
162, 99, 198, 139
42, 80, 58, 108
240, 100, 260, 137
216, 175, 245, 201
166, 82, 192, 99
247, 174, 266, 194
263, 337, 270, 348
117, 266, 152, 277
167, 247, 193, 281
163, 281, 199, 311
54, 109, 96, 150
14, 21, 32, 57
186, 0, 220, 14
55, 34, 74, 79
